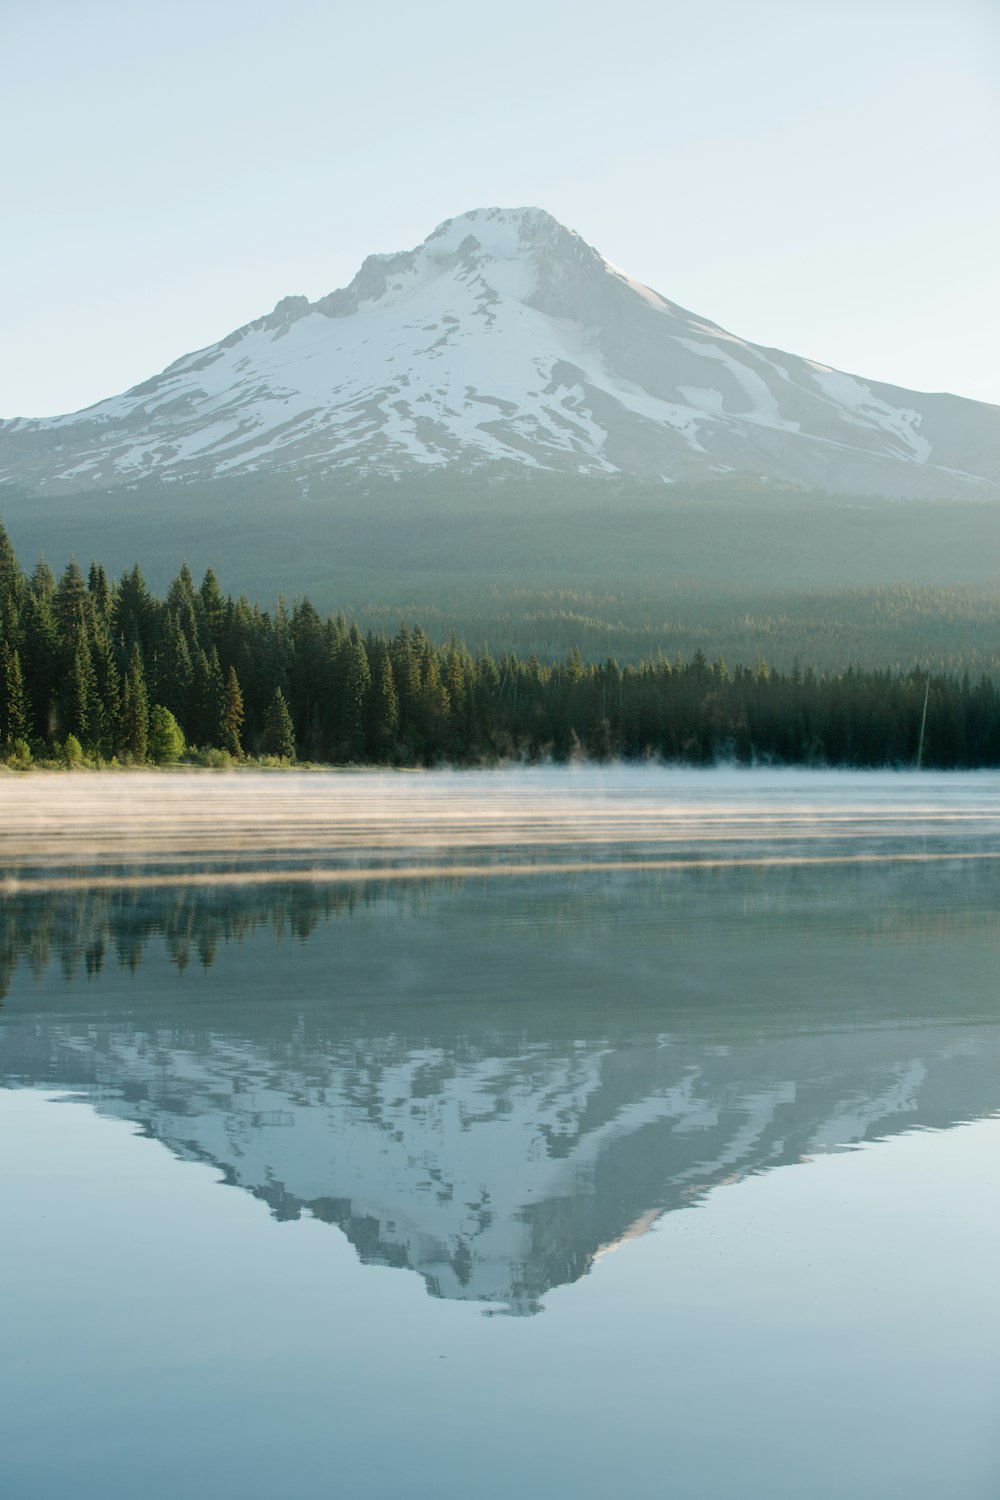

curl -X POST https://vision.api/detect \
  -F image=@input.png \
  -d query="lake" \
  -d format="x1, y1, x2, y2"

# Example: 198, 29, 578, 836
1, 768, 999, 1498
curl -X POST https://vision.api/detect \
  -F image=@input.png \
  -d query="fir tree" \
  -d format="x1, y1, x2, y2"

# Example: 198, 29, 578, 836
0, 642, 28, 747
31, 556, 56, 600
417, 650, 449, 750
159, 612, 194, 723
0, 518, 18, 585
264, 687, 296, 761
290, 596, 325, 753
0, 519, 23, 628
121, 643, 149, 761
53, 559, 90, 645
367, 636, 398, 759
113, 564, 151, 654
190, 646, 224, 746
198, 567, 225, 648
220, 667, 245, 757
64, 629, 98, 749
391, 625, 422, 744
87, 562, 112, 625
166, 562, 197, 616
22, 589, 60, 743
334, 626, 372, 760
91, 630, 122, 758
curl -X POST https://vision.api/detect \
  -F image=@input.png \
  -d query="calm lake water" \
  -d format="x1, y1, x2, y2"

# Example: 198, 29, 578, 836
1, 769, 999, 1499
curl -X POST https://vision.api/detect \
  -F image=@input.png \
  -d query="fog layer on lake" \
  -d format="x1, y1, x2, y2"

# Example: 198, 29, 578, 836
3, 765, 1000, 883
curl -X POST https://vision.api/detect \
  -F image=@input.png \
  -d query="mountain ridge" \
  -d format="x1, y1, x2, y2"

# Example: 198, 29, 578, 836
2, 205, 998, 499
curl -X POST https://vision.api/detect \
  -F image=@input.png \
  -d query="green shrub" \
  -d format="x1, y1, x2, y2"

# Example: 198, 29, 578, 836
189, 746, 235, 769
4, 737, 32, 769
148, 705, 186, 764
62, 735, 84, 768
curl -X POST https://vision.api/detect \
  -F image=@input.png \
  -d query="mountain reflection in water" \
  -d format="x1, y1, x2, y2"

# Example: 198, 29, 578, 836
2, 860, 999, 1315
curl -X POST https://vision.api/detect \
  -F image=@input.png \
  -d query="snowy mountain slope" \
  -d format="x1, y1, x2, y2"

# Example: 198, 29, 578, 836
2, 206, 998, 498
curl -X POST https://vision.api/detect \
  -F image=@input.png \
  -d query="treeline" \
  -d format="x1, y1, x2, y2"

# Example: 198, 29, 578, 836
358, 582, 1000, 678
2, 522, 1000, 769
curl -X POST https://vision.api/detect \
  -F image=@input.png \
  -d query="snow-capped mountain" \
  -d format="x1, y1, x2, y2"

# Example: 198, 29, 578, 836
2, 207, 998, 499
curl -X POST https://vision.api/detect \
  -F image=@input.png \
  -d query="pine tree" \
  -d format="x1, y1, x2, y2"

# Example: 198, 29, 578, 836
220, 667, 245, 757
30, 556, 56, 600
0, 519, 23, 626
189, 646, 224, 746
391, 625, 422, 745
198, 567, 225, 648
87, 563, 112, 626
0, 642, 28, 747
0, 518, 17, 582
334, 626, 372, 760
64, 629, 98, 749
290, 596, 325, 753
166, 562, 197, 616
271, 595, 293, 691
417, 651, 449, 750
113, 564, 151, 654
473, 644, 501, 749
53, 559, 90, 645
91, 629, 122, 757
264, 687, 296, 761
159, 611, 194, 724
22, 589, 60, 744
444, 639, 469, 724
121, 643, 149, 761
225, 592, 257, 677
367, 636, 398, 759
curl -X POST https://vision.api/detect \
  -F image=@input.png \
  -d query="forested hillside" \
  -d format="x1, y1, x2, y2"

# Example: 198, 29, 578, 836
4, 474, 998, 674
2, 521, 999, 770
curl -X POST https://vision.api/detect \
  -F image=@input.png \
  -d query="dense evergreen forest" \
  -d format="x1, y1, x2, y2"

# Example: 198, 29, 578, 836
2, 520, 999, 769
4, 475, 1000, 675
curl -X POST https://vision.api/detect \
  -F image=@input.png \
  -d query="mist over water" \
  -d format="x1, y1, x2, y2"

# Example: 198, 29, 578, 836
1, 769, 999, 1498
4, 765, 1000, 882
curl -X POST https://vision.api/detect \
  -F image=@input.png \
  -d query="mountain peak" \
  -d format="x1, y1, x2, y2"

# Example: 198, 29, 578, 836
424, 206, 605, 288
312, 204, 597, 322
426, 205, 573, 254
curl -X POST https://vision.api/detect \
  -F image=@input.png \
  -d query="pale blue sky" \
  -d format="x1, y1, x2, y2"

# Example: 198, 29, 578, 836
2, 0, 997, 416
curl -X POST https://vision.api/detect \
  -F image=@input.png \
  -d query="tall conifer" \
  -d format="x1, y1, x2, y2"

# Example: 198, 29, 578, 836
121, 643, 149, 761
221, 667, 245, 757
31, 557, 56, 600
22, 590, 60, 743
54, 560, 90, 646
65, 629, 98, 749
367, 636, 398, 758
87, 562, 112, 625
199, 567, 225, 648
264, 687, 296, 761
335, 626, 372, 760
0, 642, 28, 747
91, 630, 122, 757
